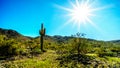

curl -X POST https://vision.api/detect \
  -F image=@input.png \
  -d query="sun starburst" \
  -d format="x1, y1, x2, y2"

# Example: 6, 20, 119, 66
55, 0, 113, 31
55, 0, 99, 30
69, 0, 94, 23
63, 0, 98, 29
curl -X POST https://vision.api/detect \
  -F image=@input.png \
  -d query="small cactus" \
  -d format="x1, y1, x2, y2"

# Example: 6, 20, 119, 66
39, 23, 46, 51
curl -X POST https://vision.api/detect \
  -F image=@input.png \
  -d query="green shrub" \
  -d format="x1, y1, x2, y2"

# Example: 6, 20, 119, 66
0, 35, 16, 56
0, 35, 28, 57
99, 52, 117, 57
31, 47, 41, 54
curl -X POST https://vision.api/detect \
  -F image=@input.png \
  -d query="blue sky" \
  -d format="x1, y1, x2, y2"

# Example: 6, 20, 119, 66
0, 0, 120, 41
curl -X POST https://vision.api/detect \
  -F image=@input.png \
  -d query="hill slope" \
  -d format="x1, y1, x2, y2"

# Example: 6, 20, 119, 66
0, 28, 120, 68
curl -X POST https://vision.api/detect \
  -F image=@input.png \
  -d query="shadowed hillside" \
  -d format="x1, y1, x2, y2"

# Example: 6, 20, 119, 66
0, 28, 21, 38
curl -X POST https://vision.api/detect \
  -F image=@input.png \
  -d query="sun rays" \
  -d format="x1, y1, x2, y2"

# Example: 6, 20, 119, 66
55, 0, 112, 31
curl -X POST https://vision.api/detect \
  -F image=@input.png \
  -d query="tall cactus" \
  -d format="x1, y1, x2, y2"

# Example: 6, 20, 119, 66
39, 23, 46, 52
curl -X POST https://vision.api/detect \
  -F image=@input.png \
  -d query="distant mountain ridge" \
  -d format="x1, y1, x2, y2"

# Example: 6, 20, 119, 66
0, 28, 120, 43
108, 40, 120, 44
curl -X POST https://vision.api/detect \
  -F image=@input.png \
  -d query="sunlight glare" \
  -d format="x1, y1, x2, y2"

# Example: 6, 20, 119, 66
56, 0, 100, 30
55, 0, 112, 31
67, 0, 95, 27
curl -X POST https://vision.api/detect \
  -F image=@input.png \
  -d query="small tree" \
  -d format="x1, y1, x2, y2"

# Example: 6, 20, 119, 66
71, 33, 91, 61
73, 33, 86, 54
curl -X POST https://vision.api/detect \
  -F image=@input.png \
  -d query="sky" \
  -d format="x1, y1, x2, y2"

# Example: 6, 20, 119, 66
0, 0, 120, 41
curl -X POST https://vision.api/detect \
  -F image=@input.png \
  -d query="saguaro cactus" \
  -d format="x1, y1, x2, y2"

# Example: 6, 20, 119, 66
39, 23, 46, 51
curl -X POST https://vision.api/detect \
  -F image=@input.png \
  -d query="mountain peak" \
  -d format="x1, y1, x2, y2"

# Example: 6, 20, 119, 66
0, 28, 21, 38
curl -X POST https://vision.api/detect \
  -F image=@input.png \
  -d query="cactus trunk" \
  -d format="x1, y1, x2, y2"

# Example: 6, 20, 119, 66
40, 34, 43, 51
39, 23, 46, 52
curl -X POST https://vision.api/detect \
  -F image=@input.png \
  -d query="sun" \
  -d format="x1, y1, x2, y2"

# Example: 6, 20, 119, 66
66, 0, 96, 26
55, 0, 111, 31
70, 2, 92, 23
56, 0, 100, 30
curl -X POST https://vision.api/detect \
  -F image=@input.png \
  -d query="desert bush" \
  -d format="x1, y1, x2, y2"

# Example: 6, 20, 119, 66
99, 52, 117, 57
0, 35, 16, 56
31, 46, 41, 54
0, 35, 28, 57
68, 38, 91, 55
111, 47, 120, 53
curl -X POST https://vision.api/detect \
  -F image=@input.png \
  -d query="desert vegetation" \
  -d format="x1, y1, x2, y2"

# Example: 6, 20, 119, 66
0, 28, 120, 68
